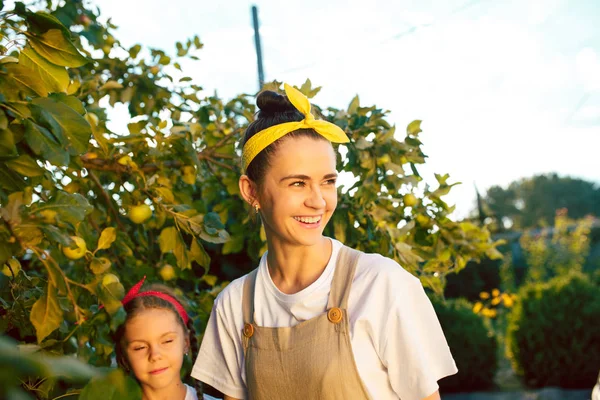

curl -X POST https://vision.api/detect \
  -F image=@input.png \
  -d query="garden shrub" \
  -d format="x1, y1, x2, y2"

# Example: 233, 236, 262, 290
506, 272, 600, 388
432, 297, 498, 392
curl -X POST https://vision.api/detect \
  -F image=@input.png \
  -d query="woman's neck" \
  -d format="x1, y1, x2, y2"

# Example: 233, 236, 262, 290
141, 379, 187, 400
266, 236, 332, 294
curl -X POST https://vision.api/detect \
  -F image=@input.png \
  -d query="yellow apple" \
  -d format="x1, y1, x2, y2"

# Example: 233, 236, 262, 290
129, 204, 152, 224
62, 236, 87, 260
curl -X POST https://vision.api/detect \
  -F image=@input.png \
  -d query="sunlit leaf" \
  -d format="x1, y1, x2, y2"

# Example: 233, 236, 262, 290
96, 227, 116, 251
5, 154, 45, 176
158, 226, 178, 253
26, 29, 89, 67
30, 282, 63, 343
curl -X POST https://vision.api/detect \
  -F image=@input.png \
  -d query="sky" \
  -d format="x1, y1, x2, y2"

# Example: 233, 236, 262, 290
95, 0, 599, 216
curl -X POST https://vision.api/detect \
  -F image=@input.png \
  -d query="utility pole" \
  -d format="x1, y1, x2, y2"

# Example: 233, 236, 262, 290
251, 5, 265, 90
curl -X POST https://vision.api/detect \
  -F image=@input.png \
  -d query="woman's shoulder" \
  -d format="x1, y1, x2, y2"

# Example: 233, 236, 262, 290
350, 246, 422, 293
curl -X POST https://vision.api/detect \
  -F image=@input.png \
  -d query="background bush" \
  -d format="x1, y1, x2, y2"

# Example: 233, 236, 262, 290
506, 271, 600, 388
433, 297, 498, 392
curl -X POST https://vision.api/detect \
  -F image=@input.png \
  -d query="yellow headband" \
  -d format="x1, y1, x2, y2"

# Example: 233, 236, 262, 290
242, 83, 350, 172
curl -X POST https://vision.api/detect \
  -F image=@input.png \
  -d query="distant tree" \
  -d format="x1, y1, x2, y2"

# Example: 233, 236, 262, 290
482, 174, 600, 230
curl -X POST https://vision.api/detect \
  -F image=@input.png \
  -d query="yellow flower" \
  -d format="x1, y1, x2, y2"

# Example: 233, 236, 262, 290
473, 302, 483, 314
491, 296, 502, 306
481, 308, 498, 318
492, 289, 500, 297
502, 293, 514, 307
479, 292, 490, 300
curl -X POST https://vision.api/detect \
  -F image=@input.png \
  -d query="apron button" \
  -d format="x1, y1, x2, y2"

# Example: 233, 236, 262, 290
327, 307, 343, 324
243, 323, 254, 338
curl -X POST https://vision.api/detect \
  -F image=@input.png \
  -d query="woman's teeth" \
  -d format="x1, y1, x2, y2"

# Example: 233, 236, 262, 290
294, 216, 321, 224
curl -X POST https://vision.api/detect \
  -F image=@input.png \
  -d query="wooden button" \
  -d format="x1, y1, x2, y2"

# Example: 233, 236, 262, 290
243, 323, 254, 338
327, 307, 343, 324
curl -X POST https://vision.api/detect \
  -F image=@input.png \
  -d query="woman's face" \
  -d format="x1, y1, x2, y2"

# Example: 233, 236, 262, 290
256, 136, 338, 247
123, 308, 188, 392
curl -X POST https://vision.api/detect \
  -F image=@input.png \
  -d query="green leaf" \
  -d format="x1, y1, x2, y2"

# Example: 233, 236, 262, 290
222, 234, 244, 255
174, 238, 191, 270
3, 59, 48, 97
204, 211, 224, 232
128, 44, 142, 58
486, 247, 504, 260
13, 224, 43, 247
30, 282, 63, 343
0, 109, 7, 130
158, 226, 178, 253
407, 120, 422, 136
25, 11, 71, 37
0, 129, 18, 160
155, 187, 175, 203
97, 279, 125, 316
0, 192, 25, 224
36, 191, 93, 226
2, 259, 21, 277
26, 29, 89, 67
41, 224, 73, 247
30, 97, 92, 155
23, 119, 69, 166
90, 257, 111, 275
354, 137, 373, 150
347, 95, 360, 115
5, 154, 45, 177
199, 228, 230, 244
80, 369, 141, 400
19, 45, 69, 94
201, 274, 218, 286
96, 227, 116, 251
190, 239, 211, 269
0, 165, 27, 191
49, 93, 86, 115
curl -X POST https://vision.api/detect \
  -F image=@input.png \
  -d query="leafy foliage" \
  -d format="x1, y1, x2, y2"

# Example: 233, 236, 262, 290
520, 211, 594, 283
432, 297, 498, 392
1, 0, 499, 397
505, 272, 600, 388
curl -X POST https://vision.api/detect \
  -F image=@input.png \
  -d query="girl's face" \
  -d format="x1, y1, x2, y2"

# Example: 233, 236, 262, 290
123, 308, 188, 392
254, 136, 338, 247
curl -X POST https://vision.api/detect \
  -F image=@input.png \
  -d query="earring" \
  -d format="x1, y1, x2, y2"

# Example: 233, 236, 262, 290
254, 203, 260, 213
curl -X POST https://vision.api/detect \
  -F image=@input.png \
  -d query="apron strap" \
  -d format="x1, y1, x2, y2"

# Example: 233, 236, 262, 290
242, 268, 259, 324
327, 246, 362, 310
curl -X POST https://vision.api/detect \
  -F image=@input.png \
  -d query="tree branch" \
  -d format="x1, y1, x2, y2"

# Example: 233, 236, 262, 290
87, 170, 127, 232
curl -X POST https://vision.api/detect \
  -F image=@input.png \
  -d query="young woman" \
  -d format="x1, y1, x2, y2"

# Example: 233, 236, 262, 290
192, 84, 457, 400
114, 277, 217, 400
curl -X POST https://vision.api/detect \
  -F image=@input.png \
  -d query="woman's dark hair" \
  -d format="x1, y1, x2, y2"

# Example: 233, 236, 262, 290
243, 89, 325, 185
113, 283, 203, 398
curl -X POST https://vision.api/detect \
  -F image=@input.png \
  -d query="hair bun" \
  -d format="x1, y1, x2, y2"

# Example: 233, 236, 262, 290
256, 90, 295, 114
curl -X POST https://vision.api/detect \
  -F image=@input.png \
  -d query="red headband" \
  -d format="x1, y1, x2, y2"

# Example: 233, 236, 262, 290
121, 276, 190, 325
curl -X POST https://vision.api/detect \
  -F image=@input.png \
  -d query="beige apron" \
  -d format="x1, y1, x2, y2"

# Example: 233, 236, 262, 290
241, 246, 371, 400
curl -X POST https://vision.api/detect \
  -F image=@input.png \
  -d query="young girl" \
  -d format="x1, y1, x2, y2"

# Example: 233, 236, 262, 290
192, 84, 457, 400
114, 277, 217, 400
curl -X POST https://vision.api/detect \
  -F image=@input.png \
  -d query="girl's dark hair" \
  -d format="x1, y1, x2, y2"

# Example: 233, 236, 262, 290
243, 89, 325, 185
114, 283, 203, 398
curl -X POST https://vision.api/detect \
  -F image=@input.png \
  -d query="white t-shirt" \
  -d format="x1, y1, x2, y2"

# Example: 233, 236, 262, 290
192, 238, 457, 400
